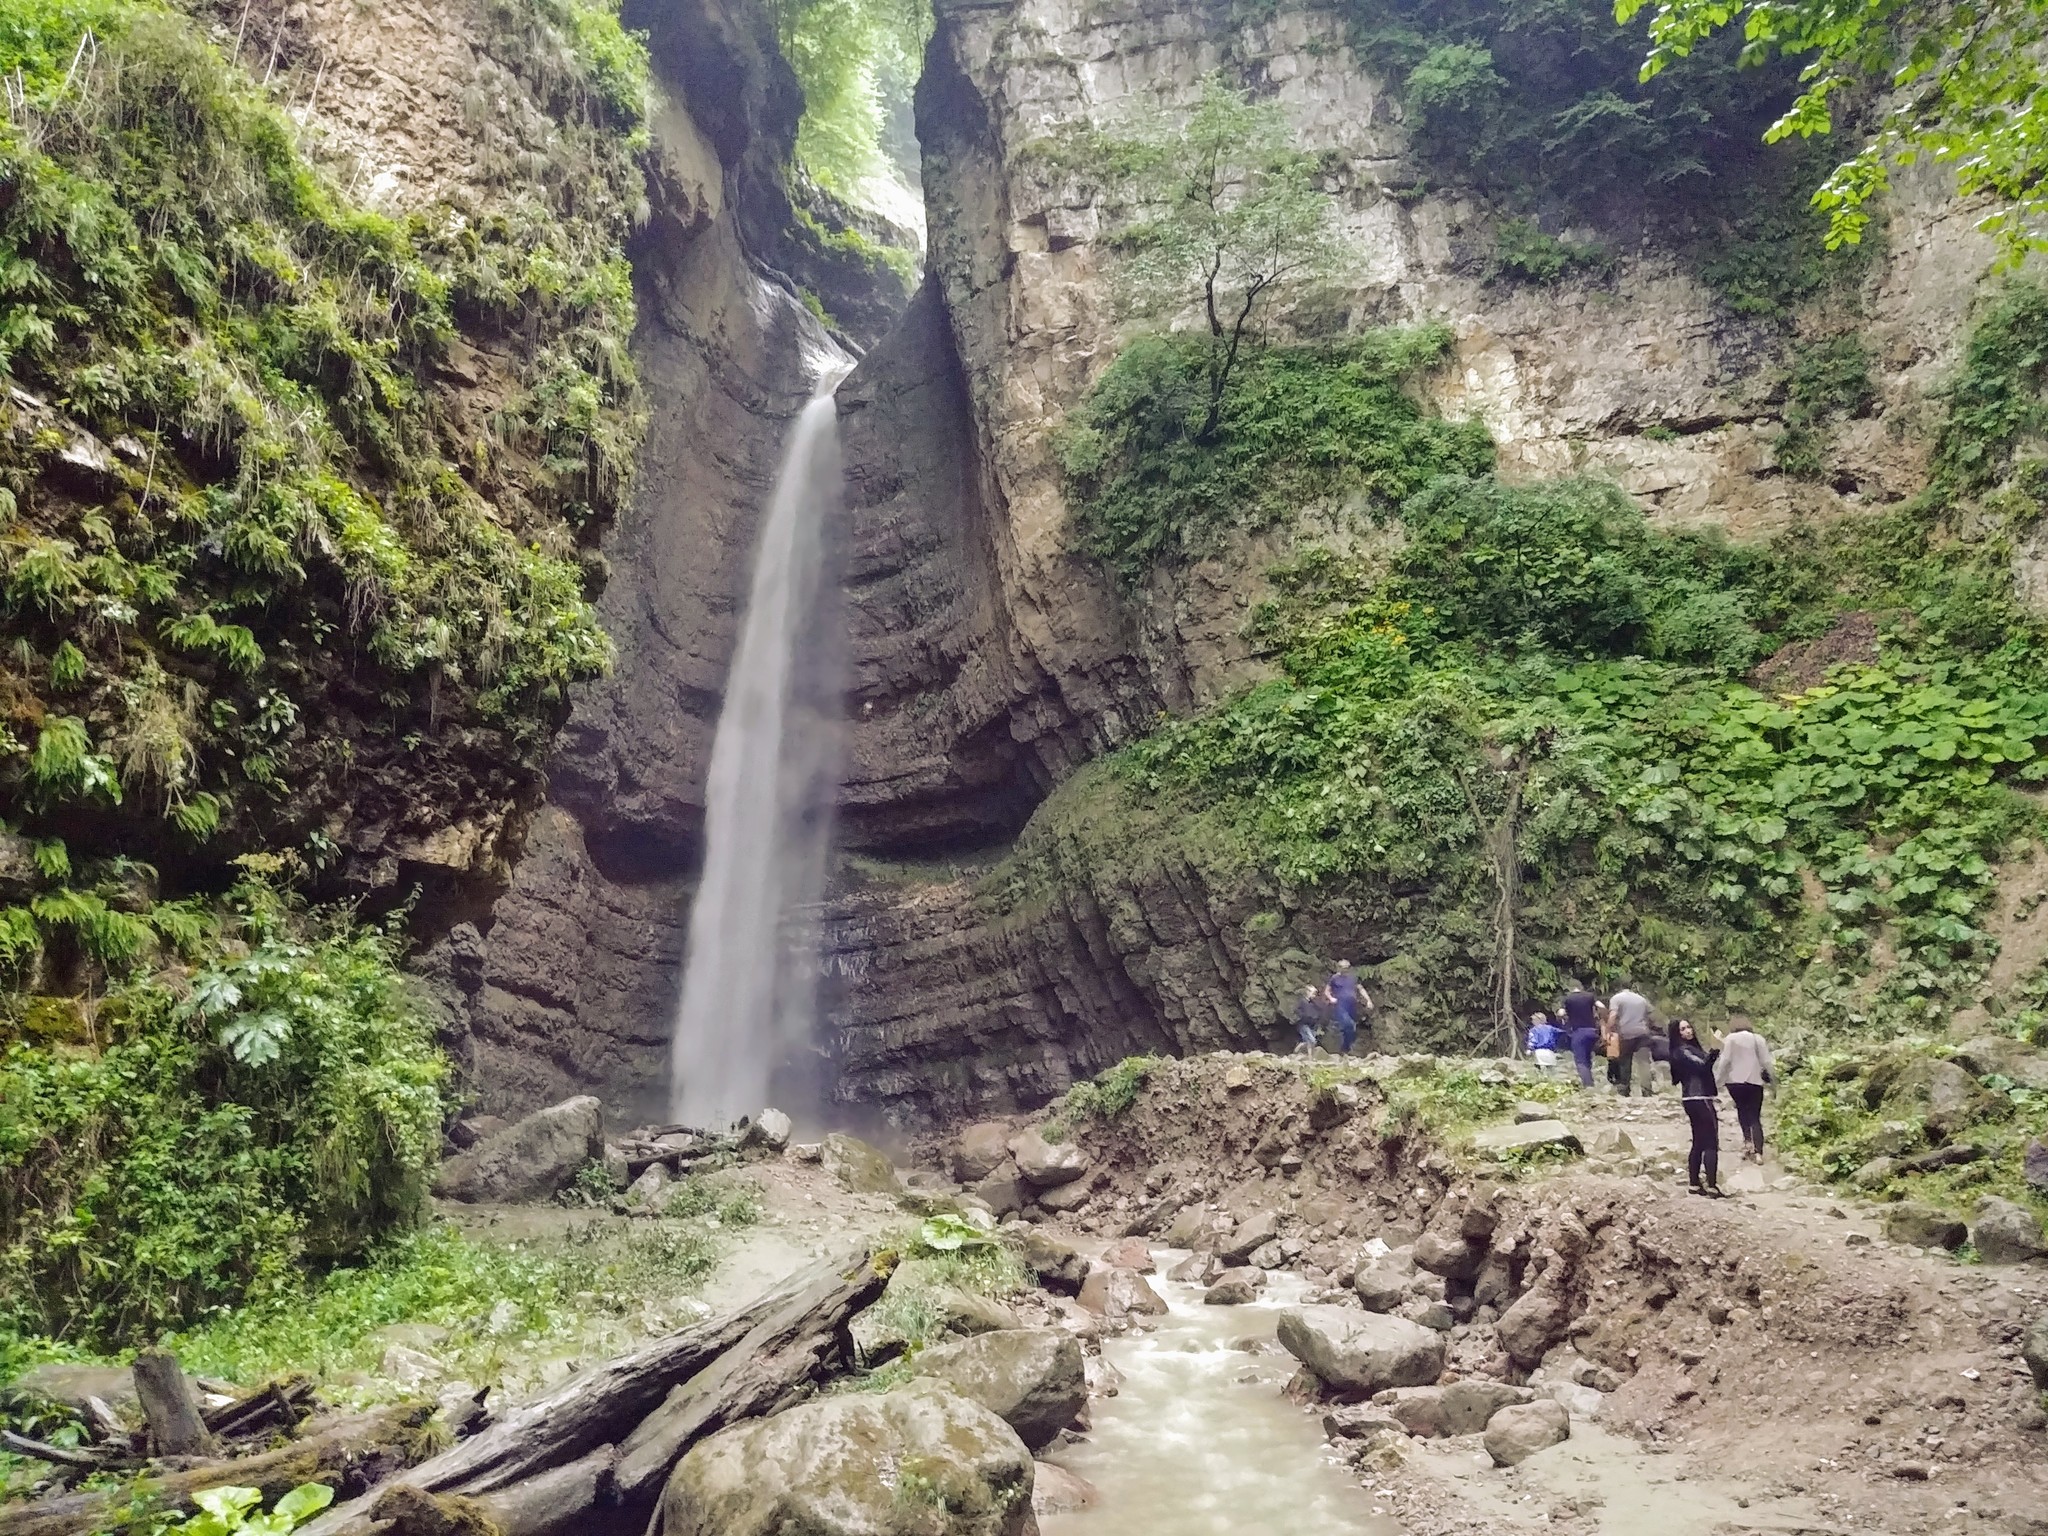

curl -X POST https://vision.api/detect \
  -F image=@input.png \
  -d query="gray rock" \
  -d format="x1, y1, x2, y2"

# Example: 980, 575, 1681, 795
1008, 1129, 1091, 1187
1353, 1254, 1414, 1312
1851, 1156, 1897, 1190
821, 1133, 899, 1194
745, 1108, 793, 1152
973, 1161, 1029, 1219
1442, 1379, 1534, 1435
932, 1287, 1024, 1337
1036, 1176, 1096, 1213
627, 1163, 672, 1205
1972, 1197, 2047, 1264
432, 1095, 604, 1203
1513, 1101, 1551, 1123
1882, 1201, 1967, 1251
2023, 1311, 2048, 1388
1588, 1127, 1635, 1157
1167, 1251, 1221, 1285
1219, 1209, 1280, 1263
1484, 1399, 1571, 1466
1950, 1037, 2048, 1092
911, 1329, 1086, 1450
1017, 1228, 1089, 1294
1204, 1276, 1258, 1306
1470, 1120, 1583, 1157
378, 1345, 446, 1389
1030, 1460, 1098, 1516
1162, 1206, 1210, 1248
1275, 1307, 1447, 1399
2027, 1137, 2048, 1196
1209, 1265, 1266, 1292
659, 1379, 1034, 1536
952, 1122, 1015, 1184
1126, 1196, 1180, 1237
1099, 1237, 1155, 1272
1077, 1265, 1168, 1319
1496, 1287, 1572, 1367
1412, 1229, 1483, 1280
0, 830, 40, 902
1866, 1057, 1998, 1139
1248, 1239, 1287, 1270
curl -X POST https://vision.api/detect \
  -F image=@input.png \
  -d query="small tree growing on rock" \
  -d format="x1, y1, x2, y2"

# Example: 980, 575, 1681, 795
1078, 76, 1343, 440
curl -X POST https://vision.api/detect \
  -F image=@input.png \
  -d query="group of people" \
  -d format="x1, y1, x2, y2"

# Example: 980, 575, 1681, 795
1526, 980, 1775, 1199
1293, 961, 1374, 1055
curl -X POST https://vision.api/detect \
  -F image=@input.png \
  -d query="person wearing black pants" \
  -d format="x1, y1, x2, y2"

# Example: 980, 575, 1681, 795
1713, 1014, 1774, 1161
1667, 1019, 1724, 1197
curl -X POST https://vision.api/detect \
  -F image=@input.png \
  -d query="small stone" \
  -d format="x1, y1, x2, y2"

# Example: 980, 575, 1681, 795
1514, 1101, 1551, 1124
1845, 1232, 1872, 1248
1205, 1277, 1258, 1306
1483, 1399, 1571, 1466
1224, 1064, 1253, 1091
1588, 1127, 1636, 1157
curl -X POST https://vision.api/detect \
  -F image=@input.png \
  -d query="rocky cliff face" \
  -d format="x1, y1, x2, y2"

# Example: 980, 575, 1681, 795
816, 0, 2012, 1128
428, 1, 859, 1119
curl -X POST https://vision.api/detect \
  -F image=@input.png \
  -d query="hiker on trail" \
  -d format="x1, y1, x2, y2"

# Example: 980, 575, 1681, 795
1714, 1014, 1775, 1162
1325, 961, 1371, 1055
1525, 1010, 1560, 1072
1668, 1018, 1725, 1197
1559, 980, 1601, 1087
1293, 984, 1323, 1055
1607, 980, 1658, 1097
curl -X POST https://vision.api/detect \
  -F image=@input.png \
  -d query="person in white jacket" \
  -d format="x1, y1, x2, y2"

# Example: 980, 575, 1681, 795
1713, 1015, 1775, 1162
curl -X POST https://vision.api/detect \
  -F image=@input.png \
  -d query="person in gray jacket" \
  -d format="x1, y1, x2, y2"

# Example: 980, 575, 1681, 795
1606, 981, 1657, 1096
1713, 1014, 1775, 1161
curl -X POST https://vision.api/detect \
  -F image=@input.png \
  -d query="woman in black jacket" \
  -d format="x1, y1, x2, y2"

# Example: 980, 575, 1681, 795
1668, 1019, 1725, 1198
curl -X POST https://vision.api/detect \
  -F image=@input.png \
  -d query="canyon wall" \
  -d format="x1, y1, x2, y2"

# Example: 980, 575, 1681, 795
817, 0, 2012, 1128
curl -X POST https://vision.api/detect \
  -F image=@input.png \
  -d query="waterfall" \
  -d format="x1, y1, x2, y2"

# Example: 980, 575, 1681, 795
669, 368, 848, 1127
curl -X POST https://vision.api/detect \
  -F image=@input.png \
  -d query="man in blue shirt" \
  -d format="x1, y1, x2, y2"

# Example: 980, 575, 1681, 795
1325, 961, 1371, 1054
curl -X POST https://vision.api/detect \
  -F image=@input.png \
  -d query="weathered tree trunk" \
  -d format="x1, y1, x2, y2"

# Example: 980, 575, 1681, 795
474, 1448, 616, 1536
0, 1406, 434, 1536
300, 1248, 883, 1536
133, 1349, 216, 1458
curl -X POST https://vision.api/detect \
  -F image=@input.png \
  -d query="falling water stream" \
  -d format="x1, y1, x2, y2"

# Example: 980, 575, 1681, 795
1043, 1267, 1402, 1536
669, 362, 849, 1127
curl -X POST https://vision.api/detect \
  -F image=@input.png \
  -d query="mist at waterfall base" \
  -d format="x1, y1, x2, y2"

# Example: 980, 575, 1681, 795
669, 376, 847, 1130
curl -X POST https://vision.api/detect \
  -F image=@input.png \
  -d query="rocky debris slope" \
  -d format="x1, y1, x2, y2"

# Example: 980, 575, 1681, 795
912, 1053, 2048, 1532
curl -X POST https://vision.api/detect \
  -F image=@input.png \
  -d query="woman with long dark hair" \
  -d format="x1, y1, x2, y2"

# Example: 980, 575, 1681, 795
1668, 1019, 1725, 1198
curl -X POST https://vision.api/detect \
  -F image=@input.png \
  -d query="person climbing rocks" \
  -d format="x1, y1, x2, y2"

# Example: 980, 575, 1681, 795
1607, 979, 1658, 1097
1525, 1010, 1560, 1071
1714, 1013, 1775, 1162
1560, 980, 1601, 1087
1669, 1018, 1725, 1197
1325, 961, 1371, 1055
1293, 984, 1324, 1055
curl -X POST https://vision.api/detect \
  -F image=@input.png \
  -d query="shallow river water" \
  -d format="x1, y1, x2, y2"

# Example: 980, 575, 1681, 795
1041, 1267, 1402, 1536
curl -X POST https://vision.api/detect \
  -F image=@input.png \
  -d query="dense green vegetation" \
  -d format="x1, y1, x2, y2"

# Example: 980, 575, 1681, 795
0, 0, 651, 1358
1038, 279, 2048, 1060
1328, 0, 1868, 313
1056, 330, 1493, 586
769, 0, 928, 199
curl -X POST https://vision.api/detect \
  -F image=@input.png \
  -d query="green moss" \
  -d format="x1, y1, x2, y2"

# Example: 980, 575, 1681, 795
1056, 329, 1493, 587
1487, 219, 1609, 286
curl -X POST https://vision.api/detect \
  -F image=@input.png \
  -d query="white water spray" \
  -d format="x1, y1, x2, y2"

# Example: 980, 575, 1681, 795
669, 368, 848, 1126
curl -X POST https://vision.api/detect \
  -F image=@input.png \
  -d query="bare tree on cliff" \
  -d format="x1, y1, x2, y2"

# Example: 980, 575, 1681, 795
1080, 76, 1342, 441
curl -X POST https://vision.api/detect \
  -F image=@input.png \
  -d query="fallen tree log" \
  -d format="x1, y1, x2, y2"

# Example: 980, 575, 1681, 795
301, 1247, 884, 1536
0, 1405, 435, 1536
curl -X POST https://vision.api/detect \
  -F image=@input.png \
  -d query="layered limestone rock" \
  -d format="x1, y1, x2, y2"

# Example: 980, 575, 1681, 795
815, 0, 2009, 1125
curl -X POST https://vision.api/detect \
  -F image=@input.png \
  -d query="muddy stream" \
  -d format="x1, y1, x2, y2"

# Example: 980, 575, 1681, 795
1040, 1264, 1402, 1536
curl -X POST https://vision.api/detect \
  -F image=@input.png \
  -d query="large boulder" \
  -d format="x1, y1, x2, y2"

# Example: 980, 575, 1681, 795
1950, 1037, 2048, 1093
1495, 1287, 1572, 1367
821, 1133, 900, 1195
1100, 1238, 1155, 1272
1008, 1129, 1091, 1188
659, 1379, 1034, 1536
911, 1330, 1086, 1451
1203, 1275, 1258, 1306
1483, 1399, 1570, 1467
1016, 1228, 1089, 1294
1972, 1197, 2047, 1265
1883, 1202, 1968, 1251
1275, 1307, 1446, 1399
742, 1108, 793, 1153
1864, 1056, 1999, 1139
1218, 1209, 1280, 1264
973, 1162, 1029, 1220
2026, 1137, 2048, 1196
1077, 1264, 1168, 1320
1442, 1379, 1534, 1435
432, 1096, 603, 1203
952, 1122, 1015, 1185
